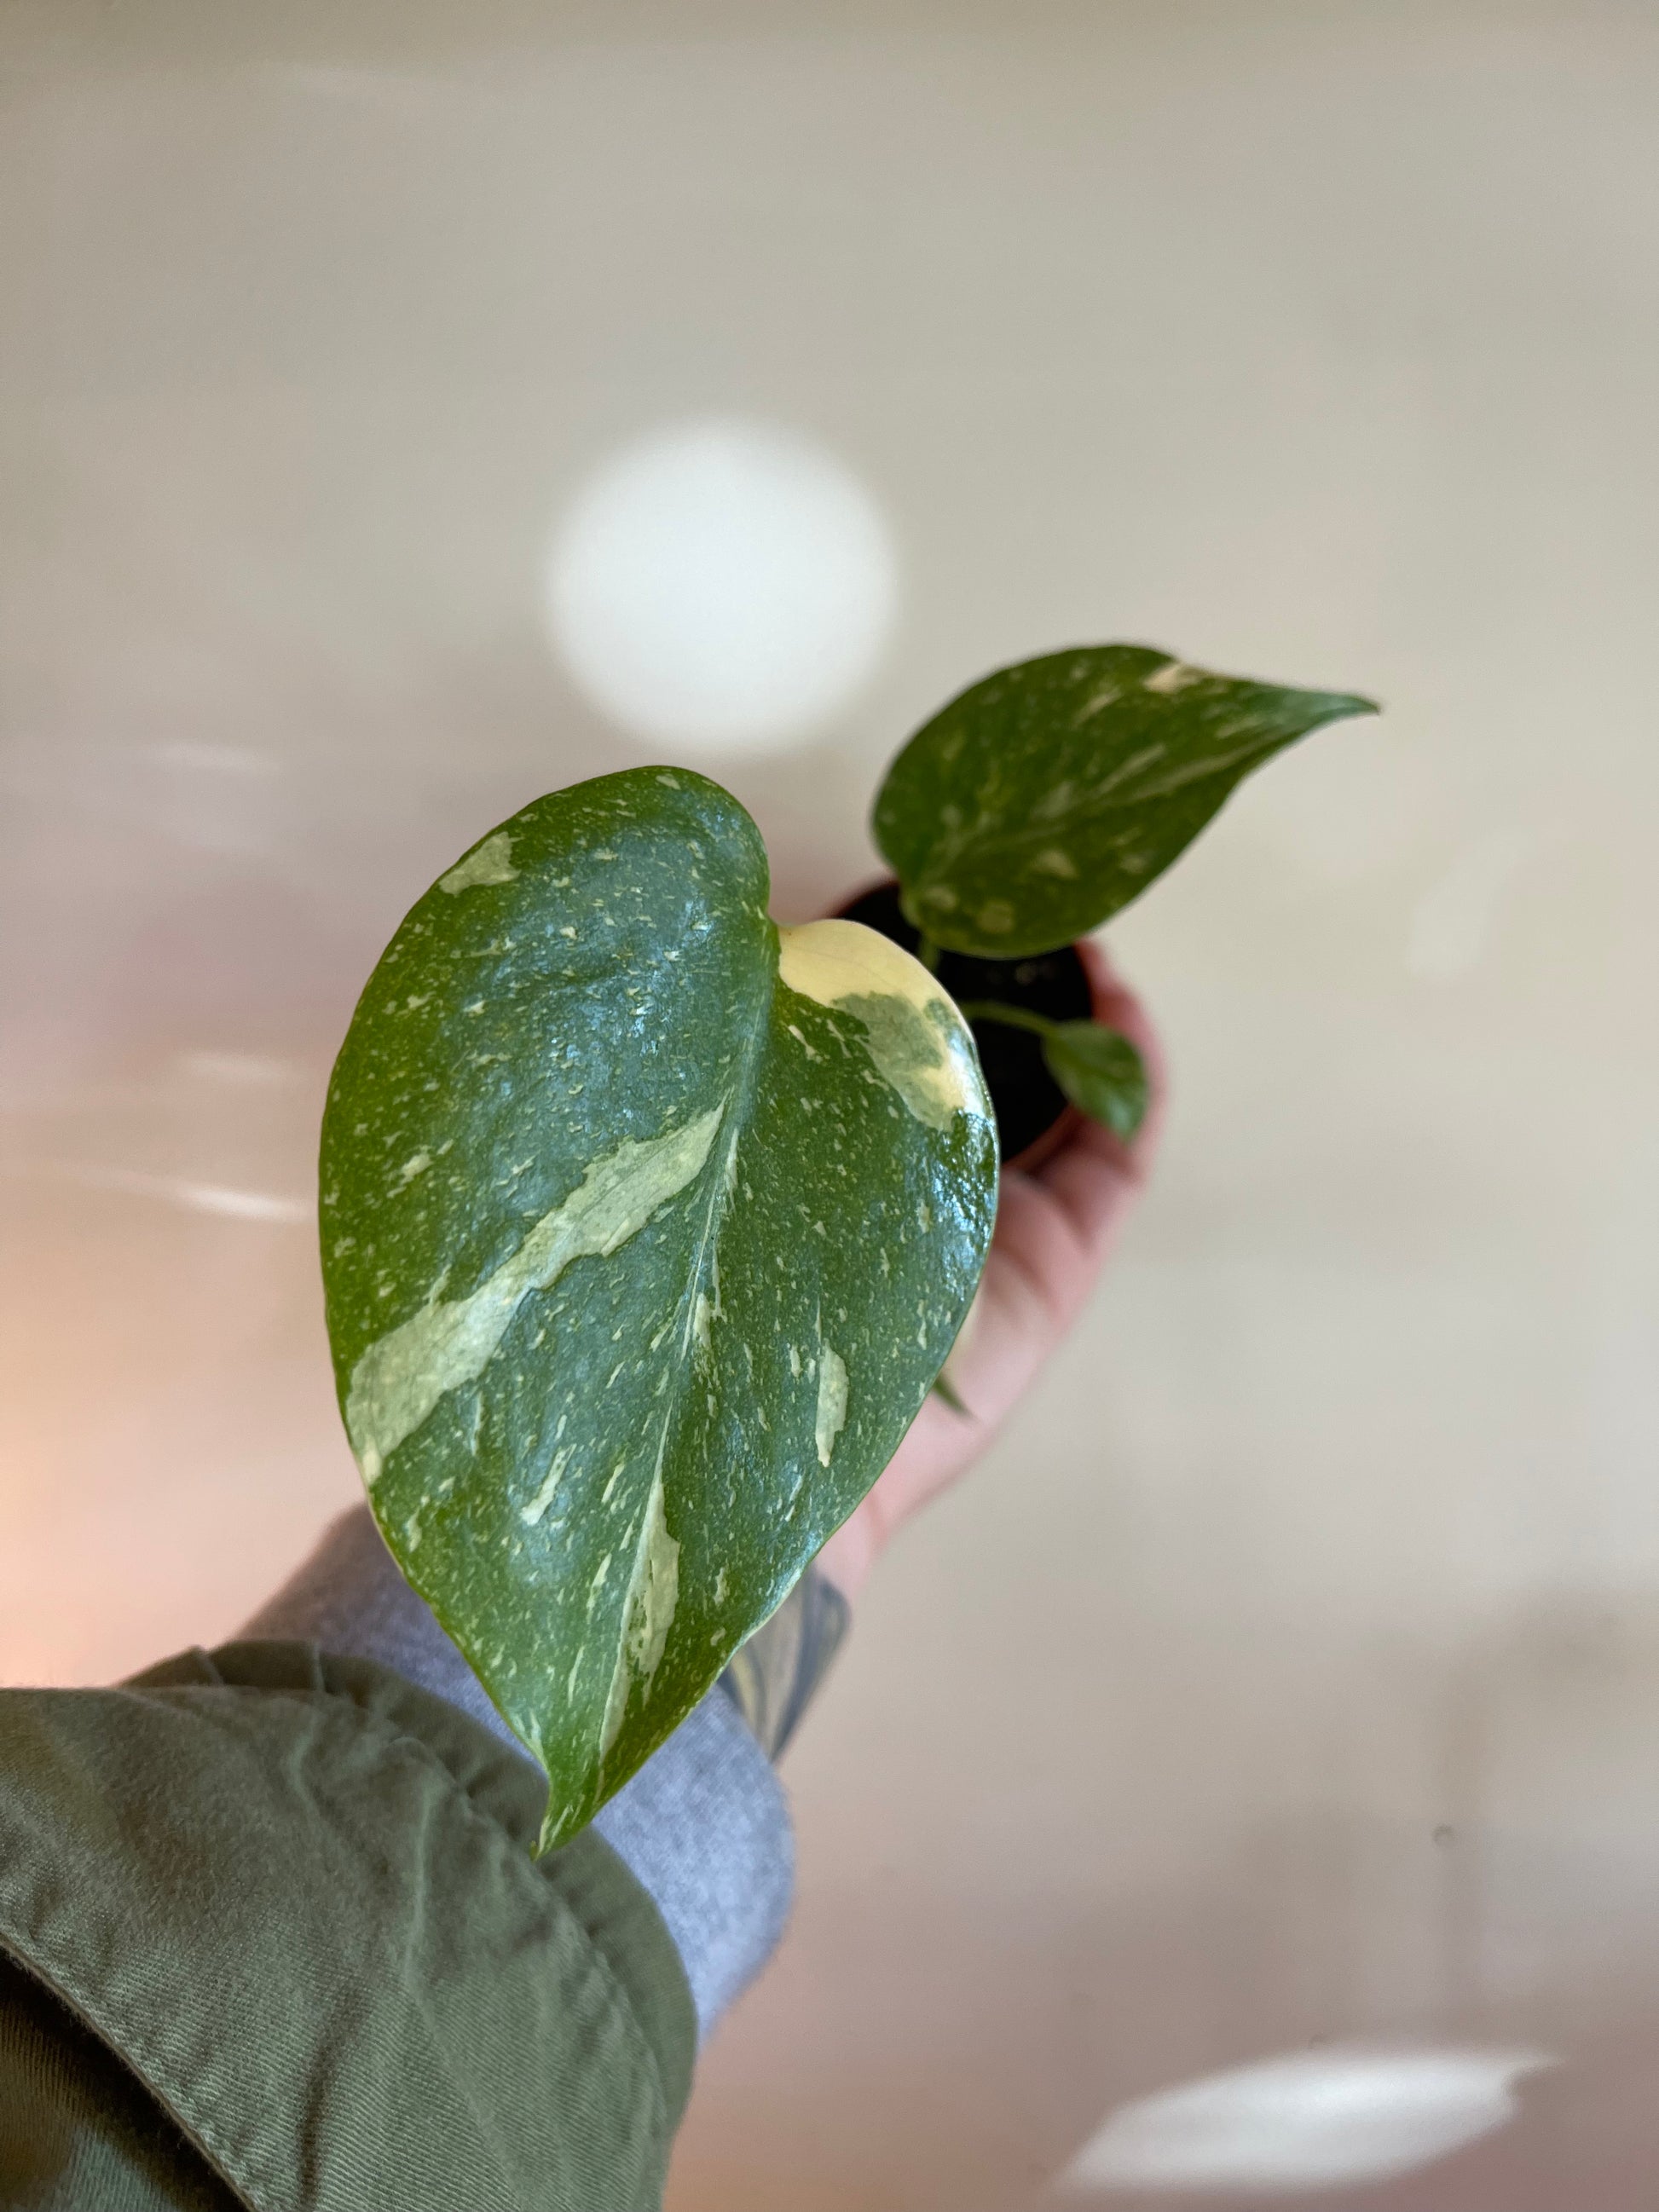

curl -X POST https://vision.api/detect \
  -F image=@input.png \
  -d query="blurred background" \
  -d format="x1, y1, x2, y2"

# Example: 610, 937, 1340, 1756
4, 2, 1659, 2203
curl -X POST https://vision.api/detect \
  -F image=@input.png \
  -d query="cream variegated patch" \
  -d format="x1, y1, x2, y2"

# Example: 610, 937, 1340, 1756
438, 829, 519, 894
345, 1105, 723, 1481
599, 1471, 680, 1764
777, 919, 989, 1134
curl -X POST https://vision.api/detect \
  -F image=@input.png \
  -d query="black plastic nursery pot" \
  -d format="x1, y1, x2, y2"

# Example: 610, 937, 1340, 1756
835, 880, 1097, 1173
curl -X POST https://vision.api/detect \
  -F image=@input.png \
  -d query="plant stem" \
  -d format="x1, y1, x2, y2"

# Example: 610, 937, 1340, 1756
915, 933, 944, 975
953, 998, 1058, 1041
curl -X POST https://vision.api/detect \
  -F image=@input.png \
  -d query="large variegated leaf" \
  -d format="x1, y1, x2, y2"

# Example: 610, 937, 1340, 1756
874, 644, 1377, 956
320, 769, 996, 1850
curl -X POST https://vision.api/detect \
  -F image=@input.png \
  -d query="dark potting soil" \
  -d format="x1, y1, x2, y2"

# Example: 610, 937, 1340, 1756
835, 881, 1092, 1164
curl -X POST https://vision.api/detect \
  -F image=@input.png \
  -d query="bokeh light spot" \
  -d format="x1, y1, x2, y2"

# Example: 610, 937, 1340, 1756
546, 417, 899, 758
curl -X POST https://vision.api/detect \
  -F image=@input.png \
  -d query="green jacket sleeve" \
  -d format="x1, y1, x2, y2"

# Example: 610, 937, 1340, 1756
0, 1640, 697, 2212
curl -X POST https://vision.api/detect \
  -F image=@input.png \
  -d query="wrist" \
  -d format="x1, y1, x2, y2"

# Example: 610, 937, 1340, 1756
718, 1563, 851, 1759
814, 1501, 884, 1605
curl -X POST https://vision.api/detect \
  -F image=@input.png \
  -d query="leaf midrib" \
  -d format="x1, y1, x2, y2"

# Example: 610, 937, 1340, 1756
602, 917, 778, 1721
901, 725, 1303, 892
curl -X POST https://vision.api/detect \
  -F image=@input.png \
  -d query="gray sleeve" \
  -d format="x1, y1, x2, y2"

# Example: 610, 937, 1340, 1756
238, 1505, 792, 2040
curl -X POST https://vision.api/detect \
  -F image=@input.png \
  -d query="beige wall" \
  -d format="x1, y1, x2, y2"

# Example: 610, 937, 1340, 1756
4, 3, 1659, 2203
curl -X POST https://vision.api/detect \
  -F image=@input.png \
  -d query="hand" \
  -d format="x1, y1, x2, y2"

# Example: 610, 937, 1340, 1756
815, 940, 1165, 1602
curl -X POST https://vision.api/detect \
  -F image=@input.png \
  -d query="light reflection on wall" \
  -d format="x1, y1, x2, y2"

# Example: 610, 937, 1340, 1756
1059, 2045, 1553, 2196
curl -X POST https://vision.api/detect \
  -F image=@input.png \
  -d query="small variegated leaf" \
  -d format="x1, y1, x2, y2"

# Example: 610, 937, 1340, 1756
320, 770, 996, 1851
873, 644, 1378, 956
1041, 1023, 1148, 1141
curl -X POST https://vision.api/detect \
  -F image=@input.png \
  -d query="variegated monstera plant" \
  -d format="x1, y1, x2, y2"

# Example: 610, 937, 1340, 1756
321, 646, 1373, 1850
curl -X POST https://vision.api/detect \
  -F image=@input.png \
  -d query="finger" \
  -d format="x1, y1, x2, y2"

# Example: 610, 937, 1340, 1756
986, 1167, 1098, 1330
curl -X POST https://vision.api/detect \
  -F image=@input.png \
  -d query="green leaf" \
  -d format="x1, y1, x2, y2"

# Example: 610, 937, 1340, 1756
873, 644, 1378, 957
1040, 1023, 1148, 1141
320, 769, 997, 1851
930, 1367, 970, 1415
